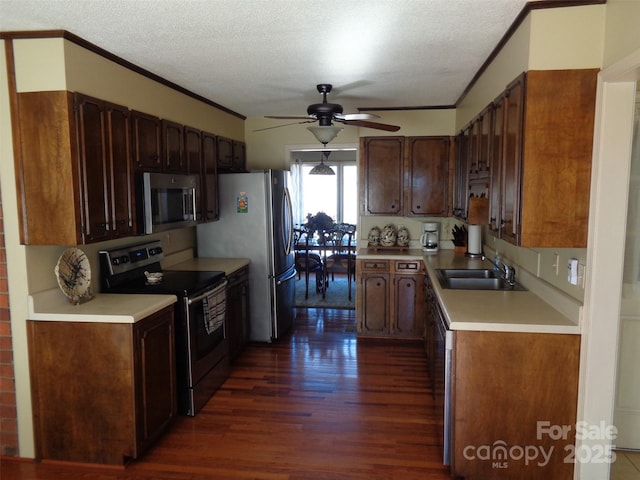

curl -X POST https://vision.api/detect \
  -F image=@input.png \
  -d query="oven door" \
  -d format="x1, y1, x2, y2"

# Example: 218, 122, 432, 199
185, 280, 228, 387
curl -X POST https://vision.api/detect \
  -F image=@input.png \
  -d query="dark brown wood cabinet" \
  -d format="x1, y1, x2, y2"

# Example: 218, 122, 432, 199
185, 127, 204, 221
75, 93, 111, 243
27, 307, 176, 465
361, 136, 449, 217
217, 136, 234, 170
392, 260, 425, 338
453, 126, 471, 220
451, 330, 580, 479
480, 70, 597, 247
357, 259, 391, 335
232, 140, 247, 171
500, 73, 525, 245
106, 102, 136, 238
360, 136, 404, 215
405, 136, 450, 217
132, 110, 162, 172
356, 259, 424, 339
76, 94, 135, 241
489, 94, 505, 235
202, 132, 220, 221
226, 265, 250, 361
162, 120, 187, 173
217, 136, 247, 172
15, 91, 134, 245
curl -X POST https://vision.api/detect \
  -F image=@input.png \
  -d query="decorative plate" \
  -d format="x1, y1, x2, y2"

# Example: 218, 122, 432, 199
54, 248, 92, 304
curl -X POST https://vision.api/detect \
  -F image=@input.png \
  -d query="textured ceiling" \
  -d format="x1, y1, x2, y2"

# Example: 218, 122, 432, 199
0, 0, 534, 118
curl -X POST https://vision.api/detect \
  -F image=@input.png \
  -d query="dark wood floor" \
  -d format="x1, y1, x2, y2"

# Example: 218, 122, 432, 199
1, 308, 450, 479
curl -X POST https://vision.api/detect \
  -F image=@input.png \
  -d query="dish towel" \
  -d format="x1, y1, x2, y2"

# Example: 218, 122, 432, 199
203, 280, 228, 335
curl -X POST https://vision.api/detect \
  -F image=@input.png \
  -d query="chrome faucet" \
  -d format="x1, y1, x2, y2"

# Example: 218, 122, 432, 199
482, 255, 517, 286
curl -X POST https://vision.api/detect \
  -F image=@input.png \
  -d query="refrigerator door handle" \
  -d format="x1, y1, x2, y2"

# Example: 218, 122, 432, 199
282, 187, 294, 256
276, 268, 297, 285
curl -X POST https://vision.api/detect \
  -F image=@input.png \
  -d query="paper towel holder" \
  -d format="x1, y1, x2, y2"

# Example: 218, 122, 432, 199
465, 224, 483, 258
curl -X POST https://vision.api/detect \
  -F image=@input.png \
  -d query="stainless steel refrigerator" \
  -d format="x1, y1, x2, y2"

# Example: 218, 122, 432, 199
196, 170, 296, 342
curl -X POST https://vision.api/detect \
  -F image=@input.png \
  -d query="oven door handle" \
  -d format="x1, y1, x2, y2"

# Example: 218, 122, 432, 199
187, 280, 228, 305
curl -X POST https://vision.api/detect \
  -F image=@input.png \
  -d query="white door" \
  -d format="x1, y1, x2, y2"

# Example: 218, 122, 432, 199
613, 90, 640, 450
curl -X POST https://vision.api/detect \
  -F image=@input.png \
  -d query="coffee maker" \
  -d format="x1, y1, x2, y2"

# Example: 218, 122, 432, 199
420, 222, 440, 253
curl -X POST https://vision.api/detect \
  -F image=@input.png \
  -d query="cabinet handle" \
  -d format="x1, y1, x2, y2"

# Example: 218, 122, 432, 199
416, 205, 421, 210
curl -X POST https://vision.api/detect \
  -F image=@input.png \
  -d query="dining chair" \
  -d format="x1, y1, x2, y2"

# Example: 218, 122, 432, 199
294, 226, 327, 299
324, 223, 356, 300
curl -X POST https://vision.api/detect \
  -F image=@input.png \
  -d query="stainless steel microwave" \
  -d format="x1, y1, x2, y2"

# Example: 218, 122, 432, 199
137, 172, 198, 234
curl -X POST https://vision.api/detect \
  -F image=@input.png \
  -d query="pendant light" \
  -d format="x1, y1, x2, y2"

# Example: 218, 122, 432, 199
309, 150, 335, 175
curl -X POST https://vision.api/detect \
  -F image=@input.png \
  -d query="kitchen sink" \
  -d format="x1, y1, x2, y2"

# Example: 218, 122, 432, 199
437, 269, 498, 279
435, 269, 526, 291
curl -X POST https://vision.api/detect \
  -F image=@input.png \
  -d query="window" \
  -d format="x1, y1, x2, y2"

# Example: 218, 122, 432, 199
290, 150, 358, 227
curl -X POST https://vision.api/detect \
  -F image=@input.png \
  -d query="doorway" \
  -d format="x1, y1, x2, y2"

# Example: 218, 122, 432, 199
579, 49, 640, 480
288, 145, 358, 310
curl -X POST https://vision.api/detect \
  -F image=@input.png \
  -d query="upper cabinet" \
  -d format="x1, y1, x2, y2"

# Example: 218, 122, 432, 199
217, 136, 247, 173
14, 89, 228, 245
452, 127, 471, 220
16, 91, 135, 245
185, 127, 204, 221
456, 69, 597, 248
188, 129, 219, 223
405, 136, 450, 217
493, 70, 598, 248
201, 132, 220, 222
360, 136, 404, 216
131, 111, 162, 172
360, 136, 450, 218
76, 94, 136, 242
499, 74, 526, 245
162, 120, 187, 174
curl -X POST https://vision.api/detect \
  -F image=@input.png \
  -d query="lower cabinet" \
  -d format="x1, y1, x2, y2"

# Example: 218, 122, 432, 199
356, 258, 424, 338
450, 330, 580, 479
27, 306, 176, 465
226, 265, 250, 361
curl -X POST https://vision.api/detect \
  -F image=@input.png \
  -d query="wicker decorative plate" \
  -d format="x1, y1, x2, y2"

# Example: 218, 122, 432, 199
54, 248, 92, 304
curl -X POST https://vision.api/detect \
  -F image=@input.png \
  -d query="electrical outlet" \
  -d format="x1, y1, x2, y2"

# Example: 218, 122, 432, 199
568, 258, 579, 285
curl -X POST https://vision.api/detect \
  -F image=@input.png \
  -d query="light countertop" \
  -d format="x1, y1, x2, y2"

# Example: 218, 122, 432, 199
167, 257, 250, 275
359, 248, 580, 335
28, 288, 177, 323
356, 247, 425, 260
28, 257, 249, 324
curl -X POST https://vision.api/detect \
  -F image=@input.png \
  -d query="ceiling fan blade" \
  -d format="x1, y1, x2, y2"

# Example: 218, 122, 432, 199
253, 120, 316, 132
335, 113, 380, 120
265, 115, 315, 120
337, 119, 401, 132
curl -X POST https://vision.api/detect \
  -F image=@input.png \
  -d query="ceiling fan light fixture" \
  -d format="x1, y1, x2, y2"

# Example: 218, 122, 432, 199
307, 125, 343, 145
309, 150, 336, 175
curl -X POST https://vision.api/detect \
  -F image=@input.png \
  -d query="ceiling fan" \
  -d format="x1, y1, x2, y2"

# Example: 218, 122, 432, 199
257, 84, 401, 142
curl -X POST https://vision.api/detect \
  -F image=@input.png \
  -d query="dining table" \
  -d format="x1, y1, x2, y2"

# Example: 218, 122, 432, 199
293, 238, 357, 300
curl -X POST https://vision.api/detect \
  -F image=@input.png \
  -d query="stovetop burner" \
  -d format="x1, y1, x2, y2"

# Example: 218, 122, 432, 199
111, 269, 225, 296
99, 240, 225, 297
